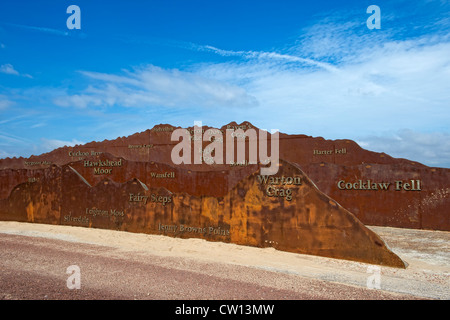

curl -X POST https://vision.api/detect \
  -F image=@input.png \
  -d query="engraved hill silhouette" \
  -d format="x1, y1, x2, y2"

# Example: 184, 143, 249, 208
0, 121, 425, 169
0, 121, 448, 231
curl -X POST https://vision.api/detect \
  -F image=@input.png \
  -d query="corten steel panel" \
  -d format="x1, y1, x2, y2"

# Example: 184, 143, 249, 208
1, 122, 448, 231
0, 156, 406, 268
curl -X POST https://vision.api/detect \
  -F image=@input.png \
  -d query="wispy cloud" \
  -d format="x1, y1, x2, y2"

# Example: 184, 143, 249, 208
0, 131, 33, 146
30, 122, 46, 129
4, 22, 87, 40
6, 23, 69, 37
195, 44, 340, 73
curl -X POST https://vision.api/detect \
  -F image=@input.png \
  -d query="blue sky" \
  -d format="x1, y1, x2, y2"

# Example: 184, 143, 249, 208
0, 0, 449, 167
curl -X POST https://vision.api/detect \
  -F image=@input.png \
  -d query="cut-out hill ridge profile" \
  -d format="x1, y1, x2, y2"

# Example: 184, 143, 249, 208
0, 122, 448, 268
1, 121, 448, 231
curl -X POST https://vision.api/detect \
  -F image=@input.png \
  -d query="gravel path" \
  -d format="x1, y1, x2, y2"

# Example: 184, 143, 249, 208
0, 222, 448, 300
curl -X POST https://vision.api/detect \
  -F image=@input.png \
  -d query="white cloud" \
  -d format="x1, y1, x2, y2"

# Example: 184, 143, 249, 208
0, 63, 32, 78
191, 37, 450, 135
0, 150, 15, 158
0, 135, 85, 160
40, 138, 84, 152
357, 130, 450, 168
0, 95, 14, 110
53, 66, 258, 109
53, 94, 103, 109
0, 64, 19, 76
